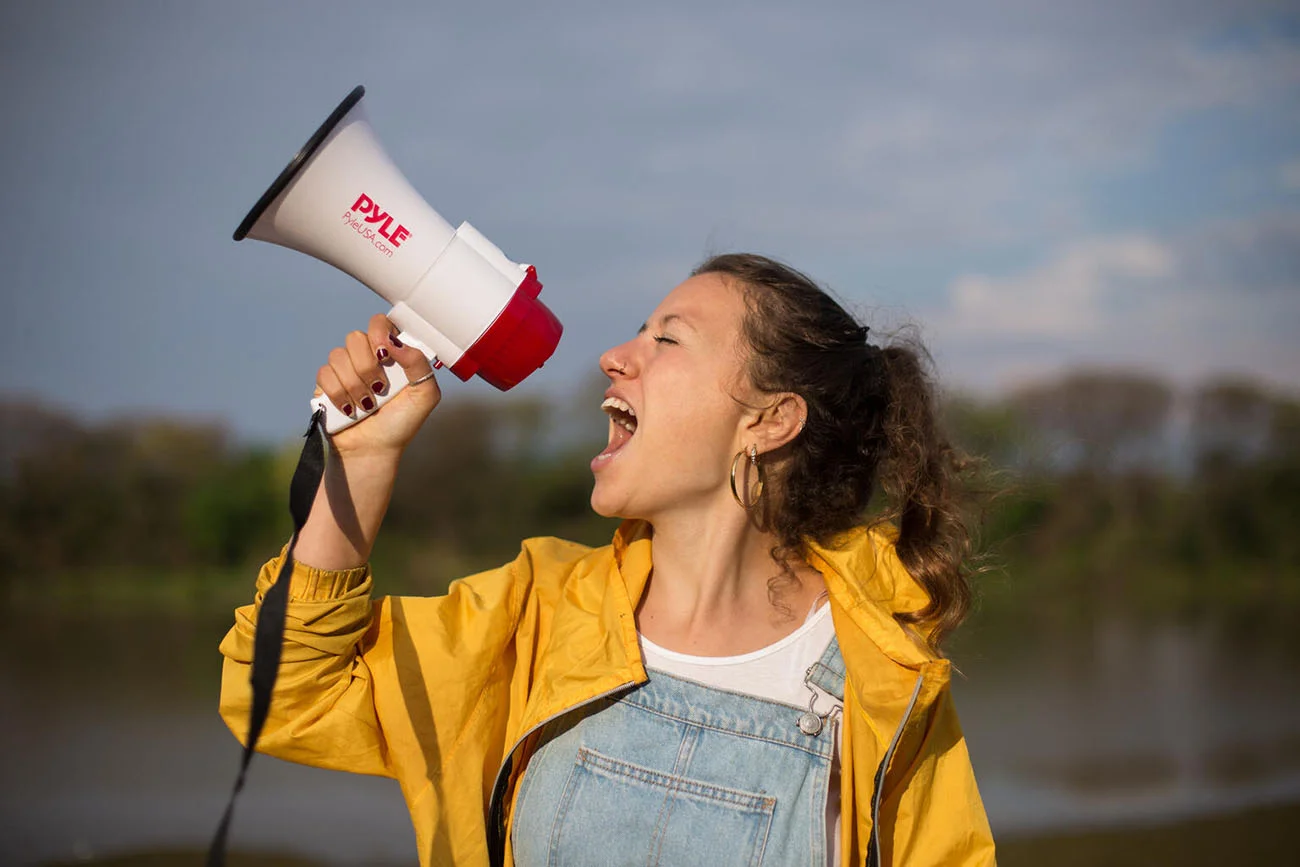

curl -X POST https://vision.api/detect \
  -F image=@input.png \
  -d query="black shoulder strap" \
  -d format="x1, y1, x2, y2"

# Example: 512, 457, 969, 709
207, 408, 327, 866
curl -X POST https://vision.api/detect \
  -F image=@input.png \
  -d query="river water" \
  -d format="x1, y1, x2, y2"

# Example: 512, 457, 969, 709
2, 611, 1298, 864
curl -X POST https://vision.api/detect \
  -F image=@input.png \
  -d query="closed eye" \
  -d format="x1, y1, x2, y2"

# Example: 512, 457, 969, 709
653, 334, 678, 345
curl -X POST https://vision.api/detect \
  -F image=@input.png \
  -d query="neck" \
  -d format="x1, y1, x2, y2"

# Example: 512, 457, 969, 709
636, 495, 825, 655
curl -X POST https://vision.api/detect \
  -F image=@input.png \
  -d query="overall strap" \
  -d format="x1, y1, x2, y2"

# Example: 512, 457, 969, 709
805, 634, 846, 702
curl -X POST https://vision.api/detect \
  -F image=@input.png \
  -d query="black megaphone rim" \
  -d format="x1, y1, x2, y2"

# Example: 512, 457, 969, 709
233, 85, 367, 241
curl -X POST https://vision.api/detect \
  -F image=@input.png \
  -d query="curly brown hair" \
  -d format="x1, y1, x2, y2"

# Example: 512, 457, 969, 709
693, 253, 974, 650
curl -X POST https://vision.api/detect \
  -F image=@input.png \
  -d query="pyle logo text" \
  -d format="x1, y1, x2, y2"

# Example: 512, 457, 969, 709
349, 194, 411, 247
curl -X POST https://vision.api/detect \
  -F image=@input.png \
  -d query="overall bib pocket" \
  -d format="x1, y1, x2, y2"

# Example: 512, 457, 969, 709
542, 745, 775, 867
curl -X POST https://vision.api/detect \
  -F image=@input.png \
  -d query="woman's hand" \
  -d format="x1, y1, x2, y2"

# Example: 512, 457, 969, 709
296, 314, 438, 570
314, 313, 441, 458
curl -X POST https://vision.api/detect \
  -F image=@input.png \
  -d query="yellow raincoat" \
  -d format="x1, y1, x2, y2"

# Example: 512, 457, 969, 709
219, 520, 996, 866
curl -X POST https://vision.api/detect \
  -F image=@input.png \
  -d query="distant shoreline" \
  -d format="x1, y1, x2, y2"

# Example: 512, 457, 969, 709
997, 799, 1298, 866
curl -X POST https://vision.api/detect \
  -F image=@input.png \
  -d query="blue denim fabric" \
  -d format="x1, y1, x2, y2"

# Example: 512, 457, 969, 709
512, 638, 845, 866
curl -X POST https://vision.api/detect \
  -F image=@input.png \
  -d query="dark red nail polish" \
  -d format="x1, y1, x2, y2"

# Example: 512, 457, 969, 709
341, 404, 353, 416
376, 347, 390, 362
361, 396, 375, 412
371, 381, 384, 394
389, 333, 404, 348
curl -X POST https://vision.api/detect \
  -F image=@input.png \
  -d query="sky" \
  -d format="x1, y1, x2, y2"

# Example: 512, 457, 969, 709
1, 1, 1298, 444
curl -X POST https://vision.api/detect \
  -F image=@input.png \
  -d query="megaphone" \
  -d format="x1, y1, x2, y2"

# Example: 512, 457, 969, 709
234, 85, 562, 433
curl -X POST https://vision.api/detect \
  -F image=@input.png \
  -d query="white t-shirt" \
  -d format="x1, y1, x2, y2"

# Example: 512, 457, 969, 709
639, 602, 842, 866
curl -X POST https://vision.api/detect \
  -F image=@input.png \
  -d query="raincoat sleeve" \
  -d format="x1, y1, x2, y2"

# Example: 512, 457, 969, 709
217, 545, 526, 779
877, 685, 997, 866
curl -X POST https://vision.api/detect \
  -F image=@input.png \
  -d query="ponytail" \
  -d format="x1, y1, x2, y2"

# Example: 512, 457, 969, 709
877, 343, 973, 649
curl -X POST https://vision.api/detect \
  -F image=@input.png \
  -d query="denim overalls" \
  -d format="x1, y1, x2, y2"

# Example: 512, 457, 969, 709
511, 638, 847, 866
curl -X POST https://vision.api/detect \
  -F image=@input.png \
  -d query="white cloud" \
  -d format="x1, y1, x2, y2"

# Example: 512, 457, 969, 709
944, 237, 1175, 339
1283, 158, 1300, 191
925, 213, 1300, 392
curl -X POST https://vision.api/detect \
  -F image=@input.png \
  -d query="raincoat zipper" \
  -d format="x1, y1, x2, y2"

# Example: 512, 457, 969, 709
485, 679, 638, 867
867, 673, 925, 867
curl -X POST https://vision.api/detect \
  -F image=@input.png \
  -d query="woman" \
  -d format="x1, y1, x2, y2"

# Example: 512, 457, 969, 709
219, 253, 996, 866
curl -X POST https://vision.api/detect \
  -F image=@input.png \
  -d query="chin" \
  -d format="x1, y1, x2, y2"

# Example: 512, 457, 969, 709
590, 477, 643, 520
589, 485, 622, 519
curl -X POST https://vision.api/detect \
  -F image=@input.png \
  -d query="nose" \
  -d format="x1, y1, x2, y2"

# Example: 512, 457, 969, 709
599, 340, 634, 378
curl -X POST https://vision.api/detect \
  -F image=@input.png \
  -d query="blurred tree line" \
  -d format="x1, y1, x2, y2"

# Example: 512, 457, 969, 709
1, 371, 1297, 624
0, 386, 618, 608
951, 372, 1300, 633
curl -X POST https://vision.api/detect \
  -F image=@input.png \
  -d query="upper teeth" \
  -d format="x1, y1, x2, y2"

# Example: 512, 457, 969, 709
601, 397, 637, 432
602, 397, 635, 415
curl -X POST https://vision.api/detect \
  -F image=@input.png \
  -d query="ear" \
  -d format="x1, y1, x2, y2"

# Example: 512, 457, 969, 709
744, 392, 807, 456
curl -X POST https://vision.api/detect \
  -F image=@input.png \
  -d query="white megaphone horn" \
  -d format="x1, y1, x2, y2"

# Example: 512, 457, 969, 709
234, 85, 562, 433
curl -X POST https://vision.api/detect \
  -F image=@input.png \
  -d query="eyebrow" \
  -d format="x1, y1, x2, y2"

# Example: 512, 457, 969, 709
637, 313, 692, 335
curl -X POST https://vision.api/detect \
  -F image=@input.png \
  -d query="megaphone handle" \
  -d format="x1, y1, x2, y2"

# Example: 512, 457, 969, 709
309, 330, 436, 434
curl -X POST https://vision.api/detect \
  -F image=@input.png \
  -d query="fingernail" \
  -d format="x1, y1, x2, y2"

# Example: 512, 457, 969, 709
361, 396, 375, 412
389, 333, 404, 348
371, 381, 384, 394
376, 347, 390, 362
341, 404, 354, 417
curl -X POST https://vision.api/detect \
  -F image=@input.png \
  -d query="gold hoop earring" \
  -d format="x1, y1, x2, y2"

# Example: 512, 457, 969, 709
729, 444, 765, 509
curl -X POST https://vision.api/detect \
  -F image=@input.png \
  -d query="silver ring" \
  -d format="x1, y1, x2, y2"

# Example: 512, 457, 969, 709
409, 369, 437, 387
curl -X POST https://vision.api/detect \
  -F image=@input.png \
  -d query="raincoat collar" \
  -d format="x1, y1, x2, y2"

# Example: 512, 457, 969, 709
608, 519, 952, 741
610, 519, 939, 666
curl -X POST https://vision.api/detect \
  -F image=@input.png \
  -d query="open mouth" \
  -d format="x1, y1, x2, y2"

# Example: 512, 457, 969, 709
595, 396, 637, 462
